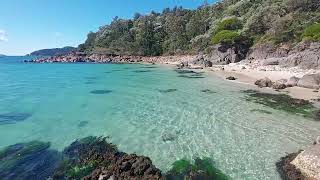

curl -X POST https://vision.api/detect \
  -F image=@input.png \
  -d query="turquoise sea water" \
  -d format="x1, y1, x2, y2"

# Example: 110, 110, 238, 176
1, 56, 320, 179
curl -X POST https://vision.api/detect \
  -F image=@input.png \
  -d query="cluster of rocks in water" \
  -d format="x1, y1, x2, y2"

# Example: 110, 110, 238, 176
0, 136, 230, 180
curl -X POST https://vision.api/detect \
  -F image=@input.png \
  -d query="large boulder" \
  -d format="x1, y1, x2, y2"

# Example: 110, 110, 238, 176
281, 42, 320, 69
191, 56, 213, 67
206, 41, 251, 65
286, 76, 300, 87
262, 58, 280, 66
272, 79, 287, 90
297, 74, 320, 89
255, 77, 273, 88
291, 144, 320, 179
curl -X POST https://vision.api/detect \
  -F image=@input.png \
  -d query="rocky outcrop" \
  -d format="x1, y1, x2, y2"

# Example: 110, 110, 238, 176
53, 137, 163, 180
255, 77, 273, 88
276, 151, 305, 180
204, 40, 251, 65
297, 73, 320, 89
272, 79, 287, 90
291, 145, 320, 180
286, 76, 300, 87
248, 42, 320, 69
281, 42, 320, 69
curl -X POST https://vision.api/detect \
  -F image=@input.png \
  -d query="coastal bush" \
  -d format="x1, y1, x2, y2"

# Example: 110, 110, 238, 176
302, 23, 320, 41
78, 0, 320, 55
215, 17, 243, 32
212, 30, 241, 44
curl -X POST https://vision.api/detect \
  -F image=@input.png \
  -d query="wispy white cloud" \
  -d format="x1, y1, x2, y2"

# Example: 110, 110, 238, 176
0, 30, 8, 42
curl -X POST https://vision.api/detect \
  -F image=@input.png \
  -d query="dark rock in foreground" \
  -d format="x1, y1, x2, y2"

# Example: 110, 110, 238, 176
53, 136, 163, 180
0, 137, 230, 180
276, 151, 305, 180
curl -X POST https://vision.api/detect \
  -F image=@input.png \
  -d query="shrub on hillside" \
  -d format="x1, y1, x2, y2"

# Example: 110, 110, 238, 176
212, 30, 241, 44
302, 23, 320, 41
215, 17, 242, 32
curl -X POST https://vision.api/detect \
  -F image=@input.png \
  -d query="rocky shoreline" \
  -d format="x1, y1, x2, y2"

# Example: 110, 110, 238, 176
0, 136, 230, 180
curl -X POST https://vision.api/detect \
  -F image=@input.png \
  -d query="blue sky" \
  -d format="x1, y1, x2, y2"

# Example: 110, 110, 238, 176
0, 0, 216, 55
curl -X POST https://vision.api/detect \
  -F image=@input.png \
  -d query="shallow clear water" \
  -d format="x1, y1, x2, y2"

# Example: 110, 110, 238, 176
1, 56, 320, 179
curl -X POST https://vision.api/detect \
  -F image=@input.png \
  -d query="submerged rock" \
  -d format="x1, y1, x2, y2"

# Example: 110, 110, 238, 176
78, 121, 89, 128
0, 112, 32, 125
254, 77, 273, 88
0, 141, 62, 180
133, 70, 152, 73
158, 89, 178, 93
90, 90, 113, 94
201, 89, 217, 94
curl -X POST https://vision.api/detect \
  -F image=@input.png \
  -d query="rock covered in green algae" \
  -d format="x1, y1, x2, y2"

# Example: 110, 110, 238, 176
0, 141, 62, 180
166, 157, 230, 180
242, 90, 320, 120
53, 136, 163, 180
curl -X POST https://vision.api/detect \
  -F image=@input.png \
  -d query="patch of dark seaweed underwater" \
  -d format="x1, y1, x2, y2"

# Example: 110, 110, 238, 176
0, 112, 32, 125
158, 89, 178, 93
201, 89, 217, 94
0, 141, 62, 180
133, 70, 152, 73
90, 90, 113, 94
78, 121, 89, 128
241, 89, 320, 120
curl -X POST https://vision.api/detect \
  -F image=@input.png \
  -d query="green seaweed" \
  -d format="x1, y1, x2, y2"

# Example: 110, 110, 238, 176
169, 159, 195, 174
66, 164, 95, 179
167, 157, 230, 180
250, 109, 272, 114
194, 157, 230, 180
242, 90, 319, 120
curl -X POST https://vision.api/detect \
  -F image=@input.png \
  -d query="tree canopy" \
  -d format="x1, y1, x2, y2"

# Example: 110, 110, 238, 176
79, 0, 320, 56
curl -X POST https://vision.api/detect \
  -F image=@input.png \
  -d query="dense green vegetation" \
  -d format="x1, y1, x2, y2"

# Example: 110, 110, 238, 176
29, 46, 76, 56
302, 23, 320, 41
79, 0, 320, 56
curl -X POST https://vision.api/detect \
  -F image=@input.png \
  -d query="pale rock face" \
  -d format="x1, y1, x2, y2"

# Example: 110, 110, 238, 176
297, 73, 320, 89
291, 145, 320, 179
272, 79, 287, 89
255, 77, 273, 87
286, 76, 300, 87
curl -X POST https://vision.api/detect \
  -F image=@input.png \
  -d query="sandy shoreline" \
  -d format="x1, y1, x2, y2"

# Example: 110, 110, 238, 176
160, 60, 320, 101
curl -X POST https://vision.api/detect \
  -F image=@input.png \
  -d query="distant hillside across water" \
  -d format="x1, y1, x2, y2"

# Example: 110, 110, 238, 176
28, 46, 76, 56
